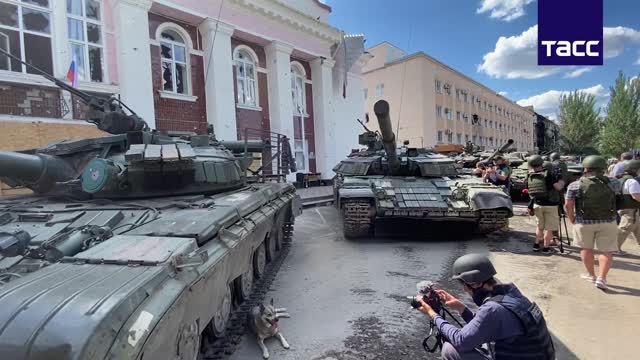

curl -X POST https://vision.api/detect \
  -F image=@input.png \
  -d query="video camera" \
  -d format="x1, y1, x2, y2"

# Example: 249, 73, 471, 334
408, 281, 443, 313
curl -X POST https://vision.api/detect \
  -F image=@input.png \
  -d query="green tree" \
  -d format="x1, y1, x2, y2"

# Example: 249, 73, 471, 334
558, 91, 601, 155
599, 72, 640, 156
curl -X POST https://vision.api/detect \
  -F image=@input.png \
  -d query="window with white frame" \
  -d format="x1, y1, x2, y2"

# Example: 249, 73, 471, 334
463, 91, 468, 103
447, 132, 453, 143
376, 83, 384, 97
472, 135, 477, 144
0, 0, 53, 74
161, 29, 189, 94
463, 113, 469, 123
294, 139, 306, 171
67, 0, 104, 82
435, 79, 442, 93
456, 133, 462, 144
436, 105, 442, 118
291, 62, 306, 115
465, 134, 470, 143
456, 111, 460, 121
234, 48, 257, 106
437, 131, 443, 143
445, 107, 452, 120
455, 89, 460, 100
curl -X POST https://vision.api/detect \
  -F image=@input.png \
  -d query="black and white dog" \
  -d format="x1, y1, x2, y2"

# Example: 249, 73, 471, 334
248, 298, 291, 359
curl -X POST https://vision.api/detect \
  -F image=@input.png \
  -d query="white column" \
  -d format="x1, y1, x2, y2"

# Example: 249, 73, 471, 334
265, 41, 295, 181
112, 0, 155, 129
265, 41, 294, 139
310, 57, 335, 179
199, 19, 236, 141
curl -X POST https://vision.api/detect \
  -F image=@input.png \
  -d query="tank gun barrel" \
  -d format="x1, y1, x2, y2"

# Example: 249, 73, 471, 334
484, 139, 514, 164
218, 140, 271, 153
0, 151, 75, 191
0, 48, 147, 135
373, 100, 400, 172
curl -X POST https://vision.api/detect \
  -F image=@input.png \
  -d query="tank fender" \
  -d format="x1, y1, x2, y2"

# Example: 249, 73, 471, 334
338, 188, 375, 208
467, 187, 514, 216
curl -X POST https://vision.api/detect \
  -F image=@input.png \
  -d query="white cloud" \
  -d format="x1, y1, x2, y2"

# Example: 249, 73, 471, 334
563, 67, 593, 78
479, 25, 640, 79
517, 84, 609, 120
635, 57, 640, 65
477, 0, 535, 22
498, 91, 509, 96
604, 27, 640, 59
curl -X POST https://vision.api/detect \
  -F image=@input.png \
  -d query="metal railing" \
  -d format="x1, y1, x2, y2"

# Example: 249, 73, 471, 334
239, 128, 295, 183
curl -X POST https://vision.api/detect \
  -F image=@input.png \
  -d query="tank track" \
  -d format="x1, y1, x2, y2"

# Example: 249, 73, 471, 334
200, 221, 294, 360
476, 209, 511, 234
342, 199, 374, 238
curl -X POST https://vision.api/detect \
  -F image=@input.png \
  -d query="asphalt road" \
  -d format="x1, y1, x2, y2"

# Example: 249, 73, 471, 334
228, 206, 497, 360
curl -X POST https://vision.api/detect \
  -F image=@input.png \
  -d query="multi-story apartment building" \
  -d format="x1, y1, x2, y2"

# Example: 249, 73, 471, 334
0, 0, 366, 183
362, 42, 536, 152
534, 111, 560, 153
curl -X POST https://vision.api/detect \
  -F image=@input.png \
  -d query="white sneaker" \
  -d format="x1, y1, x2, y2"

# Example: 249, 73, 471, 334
580, 274, 596, 283
595, 277, 608, 290
614, 250, 627, 256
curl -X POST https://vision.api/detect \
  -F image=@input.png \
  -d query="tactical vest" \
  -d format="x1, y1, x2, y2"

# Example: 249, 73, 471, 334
486, 287, 555, 360
616, 174, 640, 209
576, 176, 617, 220
526, 170, 560, 203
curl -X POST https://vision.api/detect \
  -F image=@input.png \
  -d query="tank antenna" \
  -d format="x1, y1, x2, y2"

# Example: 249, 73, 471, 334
203, 0, 226, 82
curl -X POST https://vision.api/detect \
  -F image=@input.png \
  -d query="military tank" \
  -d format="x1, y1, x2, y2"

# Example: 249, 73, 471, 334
510, 161, 530, 199
0, 49, 300, 359
333, 100, 513, 238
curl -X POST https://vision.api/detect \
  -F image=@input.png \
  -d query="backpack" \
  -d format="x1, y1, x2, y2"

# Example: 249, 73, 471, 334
576, 176, 617, 220
527, 170, 560, 203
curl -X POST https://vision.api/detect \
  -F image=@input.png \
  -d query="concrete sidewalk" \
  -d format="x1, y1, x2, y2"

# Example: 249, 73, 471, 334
487, 216, 640, 360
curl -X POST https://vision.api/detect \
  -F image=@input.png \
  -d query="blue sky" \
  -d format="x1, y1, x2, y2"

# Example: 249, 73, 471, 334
324, 0, 640, 119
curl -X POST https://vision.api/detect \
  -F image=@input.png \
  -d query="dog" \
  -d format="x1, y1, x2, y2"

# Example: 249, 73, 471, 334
248, 298, 291, 359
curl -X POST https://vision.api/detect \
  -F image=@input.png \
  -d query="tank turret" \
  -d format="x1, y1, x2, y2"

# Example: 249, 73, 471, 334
373, 100, 400, 173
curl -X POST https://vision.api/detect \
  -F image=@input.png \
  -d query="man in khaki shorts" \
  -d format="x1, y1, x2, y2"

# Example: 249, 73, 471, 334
616, 159, 640, 255
564, 155, 620, 291
525, 155, 564, 253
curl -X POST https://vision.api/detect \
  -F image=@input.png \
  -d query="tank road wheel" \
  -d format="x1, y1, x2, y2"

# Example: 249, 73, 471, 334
342, 199, 374, 238
266, 232, 277, 262
235, 263, 254, 303
253, 243, 267, 278
212, 285, 232, 337
176, 320, 200, 360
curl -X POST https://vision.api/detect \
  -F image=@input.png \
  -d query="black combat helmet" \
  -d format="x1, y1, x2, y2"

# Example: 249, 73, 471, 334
624, 159, 640, 174
582, 155, 607, 170
550, 152, 560, 161
451, 253, 497, 284
528, 155, 544, 167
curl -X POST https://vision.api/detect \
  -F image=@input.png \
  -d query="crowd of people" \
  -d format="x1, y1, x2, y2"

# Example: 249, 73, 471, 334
472, 150, 639, 291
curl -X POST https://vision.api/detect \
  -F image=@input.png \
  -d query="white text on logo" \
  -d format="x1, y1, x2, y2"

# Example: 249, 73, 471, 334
540, 40, 600, 57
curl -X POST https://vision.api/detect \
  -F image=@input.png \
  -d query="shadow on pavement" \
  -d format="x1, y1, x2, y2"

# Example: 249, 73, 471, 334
363, 219, 480, 242
551, 332, 580, 360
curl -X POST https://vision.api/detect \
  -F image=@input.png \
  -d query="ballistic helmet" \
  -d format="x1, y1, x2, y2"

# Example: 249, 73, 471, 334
624, 160, 640, 174
621, 152, 633, 161
451, 253, 497, 284
527, 155, 544, 167
550, 152, 560, 161
582, 155, 607, 170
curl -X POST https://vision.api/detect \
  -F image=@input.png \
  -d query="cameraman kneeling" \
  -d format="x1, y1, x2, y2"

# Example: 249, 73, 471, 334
415, 254, 555, 360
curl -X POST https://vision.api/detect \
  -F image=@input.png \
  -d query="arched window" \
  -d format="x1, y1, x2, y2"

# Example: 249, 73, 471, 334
290, 62, 306, 115
160, 28, 189, 94
234, 47, 258, 106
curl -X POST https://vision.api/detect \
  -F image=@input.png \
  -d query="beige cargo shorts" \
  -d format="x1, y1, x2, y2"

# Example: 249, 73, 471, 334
573, 221, 618, 252
533, 204, 559, 231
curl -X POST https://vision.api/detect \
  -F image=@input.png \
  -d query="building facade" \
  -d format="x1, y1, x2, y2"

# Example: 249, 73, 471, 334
0, 0, 366, 182
362, 43, 536, 152
534, 112, 560, 153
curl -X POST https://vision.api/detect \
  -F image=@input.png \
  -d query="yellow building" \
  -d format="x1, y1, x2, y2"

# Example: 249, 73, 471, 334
362, 42, 536, 152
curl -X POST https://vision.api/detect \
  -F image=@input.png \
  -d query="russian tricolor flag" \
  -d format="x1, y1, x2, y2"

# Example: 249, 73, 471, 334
67, 59, 77, 88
